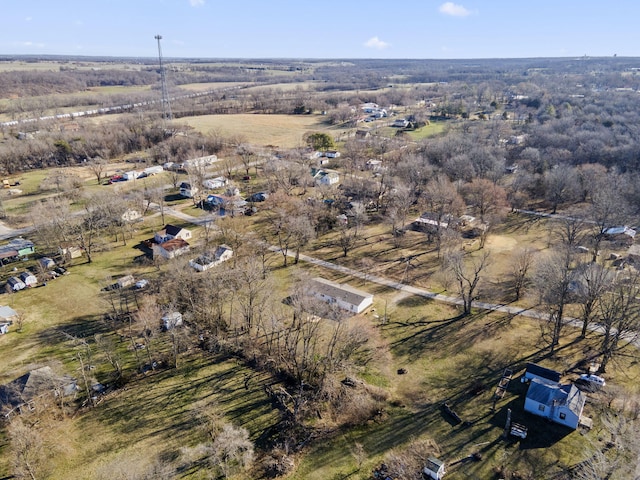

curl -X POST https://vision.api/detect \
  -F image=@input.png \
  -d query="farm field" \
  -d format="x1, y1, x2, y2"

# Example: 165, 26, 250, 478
181, 113, 342, 148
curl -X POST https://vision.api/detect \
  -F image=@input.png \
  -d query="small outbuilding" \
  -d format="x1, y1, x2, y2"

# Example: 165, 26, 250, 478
38, 257, 55, 269
0, 305, 18, 323
162, 312, 183, 331
19, 271, 37, 287
7, 277, 26, 292
423, 457, 446, 480
116, 275, 135, 289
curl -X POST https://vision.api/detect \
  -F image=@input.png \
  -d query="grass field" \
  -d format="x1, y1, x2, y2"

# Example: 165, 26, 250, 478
181, 113, 341, 148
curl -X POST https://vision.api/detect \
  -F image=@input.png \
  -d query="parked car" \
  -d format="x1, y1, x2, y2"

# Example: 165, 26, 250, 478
579, 374, 606, 387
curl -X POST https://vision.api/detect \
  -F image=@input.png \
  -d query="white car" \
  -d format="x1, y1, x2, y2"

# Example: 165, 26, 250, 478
579, 374, 606, 387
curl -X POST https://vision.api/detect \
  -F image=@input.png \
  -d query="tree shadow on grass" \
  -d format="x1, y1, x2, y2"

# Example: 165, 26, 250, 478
386, 312, 475, 360
34, 314, 113, 347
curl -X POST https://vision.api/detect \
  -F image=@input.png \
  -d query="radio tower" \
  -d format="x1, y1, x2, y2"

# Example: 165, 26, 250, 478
155, 34, 172, 122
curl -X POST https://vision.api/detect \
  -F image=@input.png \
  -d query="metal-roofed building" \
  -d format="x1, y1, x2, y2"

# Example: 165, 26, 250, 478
524, 378, 586, 429
309, 277, 373, 314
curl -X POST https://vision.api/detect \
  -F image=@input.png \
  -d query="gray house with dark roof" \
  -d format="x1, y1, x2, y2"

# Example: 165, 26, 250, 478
309, 277, 373, 314
524, 378, 586, 429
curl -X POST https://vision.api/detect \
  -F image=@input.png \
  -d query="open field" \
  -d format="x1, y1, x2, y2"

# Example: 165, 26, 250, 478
181, 113, 342, 148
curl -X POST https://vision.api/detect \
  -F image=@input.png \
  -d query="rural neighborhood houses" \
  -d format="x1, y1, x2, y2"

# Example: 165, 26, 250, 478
0, 238, 35, 264
309, 277, 374, 314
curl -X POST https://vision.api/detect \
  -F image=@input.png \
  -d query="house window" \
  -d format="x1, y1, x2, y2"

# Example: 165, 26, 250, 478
559, 412, 566, 420
538, 405, 545, 412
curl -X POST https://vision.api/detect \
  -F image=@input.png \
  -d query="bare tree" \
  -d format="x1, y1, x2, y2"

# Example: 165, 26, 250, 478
534, 246, 575, 353
597, 272, 640, 373
87, 156, 108, 185
510, 247, 536, 301
421, 175, 465, 256
446, 250, 491, 315
575, 261, 613, 337
7, 416, 50, 480
236, 143, 256, 177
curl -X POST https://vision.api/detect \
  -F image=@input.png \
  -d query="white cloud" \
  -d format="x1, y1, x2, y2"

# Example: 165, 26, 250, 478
21, 41, 46, 48
189, 0, 205, 6
439, 2, 471, 17
364, 36, 390, 50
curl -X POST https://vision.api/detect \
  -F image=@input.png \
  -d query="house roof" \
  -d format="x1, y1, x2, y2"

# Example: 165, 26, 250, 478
605, 226, 636, 238
310, 277, 373, 308
526, 378, 585, 416
164, 225, 184, 237
525, 362, 562, 383
0, 366, 76, 410
158, 238, 190, 252
0, 306, 18, 320
425, 457, 445, 472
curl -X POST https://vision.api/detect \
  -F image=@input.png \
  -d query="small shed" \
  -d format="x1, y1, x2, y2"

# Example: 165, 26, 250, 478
39, 257, 55, 269
162, 312, 183, 331
7, 277, 26, 292
0, 305, 18, 323
423, 457, 446, 480
59, 243, 83, 259
0, 323, 9, 334
19, 271, 37, 287
117, 275, 135, 289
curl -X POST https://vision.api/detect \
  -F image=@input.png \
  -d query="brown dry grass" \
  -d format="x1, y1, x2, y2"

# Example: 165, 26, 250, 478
181, 113, 342, 148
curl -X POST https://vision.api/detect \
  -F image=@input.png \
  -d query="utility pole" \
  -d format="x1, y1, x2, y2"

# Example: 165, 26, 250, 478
155, 34, 172, 123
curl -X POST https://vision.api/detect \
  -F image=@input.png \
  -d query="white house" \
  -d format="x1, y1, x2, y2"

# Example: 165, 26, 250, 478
154, 225, 192, 244
180, 182, 199, 198
313, 170, 340, 186
309, 277, 374, 314
325, 150, 341, 159
203, 176, 228, 190
152, 238, 190, 260
0, 323, 9, 334
189, 245, 233, 272
524, 378, 586, 430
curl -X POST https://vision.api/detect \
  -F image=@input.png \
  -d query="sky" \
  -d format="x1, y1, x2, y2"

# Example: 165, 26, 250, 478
2, 1, 640, 59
